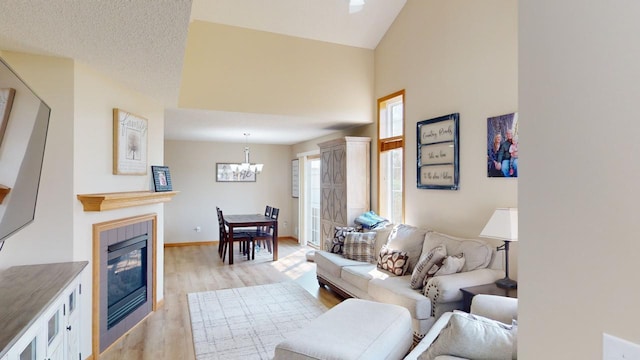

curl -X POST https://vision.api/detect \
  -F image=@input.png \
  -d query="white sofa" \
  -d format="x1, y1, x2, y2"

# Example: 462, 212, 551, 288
315, 223, 505, 341
405, 294, 518, 359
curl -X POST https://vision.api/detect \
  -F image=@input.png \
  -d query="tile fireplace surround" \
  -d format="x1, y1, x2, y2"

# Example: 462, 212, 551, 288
92, 213, 158, 356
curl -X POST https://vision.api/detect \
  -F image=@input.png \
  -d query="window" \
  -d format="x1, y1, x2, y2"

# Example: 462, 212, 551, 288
378, 90, 404, 224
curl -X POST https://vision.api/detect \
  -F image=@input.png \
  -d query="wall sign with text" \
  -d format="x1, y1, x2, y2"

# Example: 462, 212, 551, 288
417, 113, 459, 190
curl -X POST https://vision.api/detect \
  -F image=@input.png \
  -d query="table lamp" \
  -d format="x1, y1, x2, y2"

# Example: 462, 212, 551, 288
480, 208, 518, 289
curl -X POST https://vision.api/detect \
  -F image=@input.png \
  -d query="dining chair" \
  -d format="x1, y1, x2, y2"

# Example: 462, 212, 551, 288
247, 207, 278, 254
217, 208, 253, 263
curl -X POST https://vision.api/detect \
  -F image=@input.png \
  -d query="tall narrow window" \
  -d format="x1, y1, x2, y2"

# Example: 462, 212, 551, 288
378, 90, 404, 224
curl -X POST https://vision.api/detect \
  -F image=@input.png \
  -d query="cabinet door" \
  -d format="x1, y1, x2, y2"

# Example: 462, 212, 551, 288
8, 322, 43, 360
320, 149, 332, 185
331, 145, 346, 186
44, 301, 65, 360
66, 284, 81, 360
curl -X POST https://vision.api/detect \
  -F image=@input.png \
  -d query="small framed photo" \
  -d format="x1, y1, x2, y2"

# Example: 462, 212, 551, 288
151, 165, 173, 191
417, 113, 460, 190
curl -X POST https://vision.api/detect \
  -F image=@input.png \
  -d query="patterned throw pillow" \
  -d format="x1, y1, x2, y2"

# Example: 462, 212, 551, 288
328, 226, 355, 253
422, 253, 466, 288
377, 245, 410, 276
343, 232, 377, 263
410, 245, 447, 289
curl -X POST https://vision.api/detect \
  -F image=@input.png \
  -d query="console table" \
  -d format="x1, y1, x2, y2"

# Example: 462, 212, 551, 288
0, 261, 88, 360
460, 283, 518, 313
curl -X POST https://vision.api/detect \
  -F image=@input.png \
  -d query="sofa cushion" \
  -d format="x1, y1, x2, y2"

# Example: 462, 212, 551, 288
386, 224, 429, 273
377, 245, 410, 276
368, 275, 432, 320
422, 231, 492, 272
341, 264, 386, 293
315, 251, 371, 279
417, 312, 516, 360
410, 245, 447, 289
372, 222, 394, 256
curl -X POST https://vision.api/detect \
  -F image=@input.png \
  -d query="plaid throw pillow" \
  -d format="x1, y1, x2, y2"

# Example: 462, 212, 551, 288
342, 232, 377, 263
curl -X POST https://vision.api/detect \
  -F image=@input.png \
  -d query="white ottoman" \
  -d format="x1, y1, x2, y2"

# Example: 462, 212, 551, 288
274, 298, 413, 360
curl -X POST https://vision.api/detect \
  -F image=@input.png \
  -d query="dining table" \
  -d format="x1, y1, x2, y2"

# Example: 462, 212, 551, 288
223, 214, 278, 265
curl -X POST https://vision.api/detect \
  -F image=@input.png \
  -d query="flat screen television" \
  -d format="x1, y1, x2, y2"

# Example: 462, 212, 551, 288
0, 57, 50, 247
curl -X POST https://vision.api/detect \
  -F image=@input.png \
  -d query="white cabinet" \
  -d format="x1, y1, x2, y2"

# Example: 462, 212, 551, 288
318, 136, 371, 249
0, 262, 86, 360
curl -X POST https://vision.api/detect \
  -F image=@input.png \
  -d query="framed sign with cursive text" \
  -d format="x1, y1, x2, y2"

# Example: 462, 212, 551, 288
113, 108, 148, 175
417, 113, 459, 190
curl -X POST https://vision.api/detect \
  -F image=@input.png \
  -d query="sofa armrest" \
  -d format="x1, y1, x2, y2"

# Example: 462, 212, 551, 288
424, 268, 504, 303
470, 294, 518, 324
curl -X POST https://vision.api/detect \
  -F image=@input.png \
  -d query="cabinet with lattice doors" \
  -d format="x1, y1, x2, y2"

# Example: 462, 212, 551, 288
318, 137, 370, 250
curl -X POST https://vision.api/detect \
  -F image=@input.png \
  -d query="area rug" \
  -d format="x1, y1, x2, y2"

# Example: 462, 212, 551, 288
187, 281, 327, 360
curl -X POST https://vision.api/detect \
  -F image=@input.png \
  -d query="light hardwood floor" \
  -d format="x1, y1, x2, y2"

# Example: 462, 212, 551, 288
100, 239, 342, 360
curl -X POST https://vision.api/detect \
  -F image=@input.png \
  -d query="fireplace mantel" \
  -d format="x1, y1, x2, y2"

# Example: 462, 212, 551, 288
76, 191, 178, 211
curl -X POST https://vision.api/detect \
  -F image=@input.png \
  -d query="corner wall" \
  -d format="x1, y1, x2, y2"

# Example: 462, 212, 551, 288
374, 0, 518, 275
519, 0, 640, 357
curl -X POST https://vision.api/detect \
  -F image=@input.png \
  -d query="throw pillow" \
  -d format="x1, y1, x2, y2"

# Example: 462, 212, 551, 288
342, 232, 377, 263
417, 313, 516, 360
410, 245, 447, 289
386, 224, 429, 273
377, 245, 410, 276
433, 253, 466, 277
328, 226, 355, 253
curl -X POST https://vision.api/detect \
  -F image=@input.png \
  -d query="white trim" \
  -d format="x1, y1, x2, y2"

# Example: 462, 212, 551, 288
296, 149, 320, 158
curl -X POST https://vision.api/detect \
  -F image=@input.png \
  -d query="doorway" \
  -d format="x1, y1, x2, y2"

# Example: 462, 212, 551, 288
305, 156, 321, 248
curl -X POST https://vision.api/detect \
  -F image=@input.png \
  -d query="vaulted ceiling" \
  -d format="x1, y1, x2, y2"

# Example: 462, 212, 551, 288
0, 0, 406, 144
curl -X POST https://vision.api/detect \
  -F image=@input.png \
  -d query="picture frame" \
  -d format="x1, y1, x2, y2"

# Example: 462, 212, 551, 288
0, 88, 16, 147
487, 112, 518, 178
113, 108, 148, 175
151, 165, 173, 192
417, 113, 460, 190
291, 159, 299, 198
216, 163, 257, 182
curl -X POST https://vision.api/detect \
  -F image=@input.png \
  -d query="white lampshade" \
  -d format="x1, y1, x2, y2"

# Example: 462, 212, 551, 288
480, 208, 518, 241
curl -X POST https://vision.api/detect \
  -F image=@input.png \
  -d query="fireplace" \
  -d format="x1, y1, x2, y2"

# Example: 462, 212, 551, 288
94, 214, 156, 354
107, 234, 147, 329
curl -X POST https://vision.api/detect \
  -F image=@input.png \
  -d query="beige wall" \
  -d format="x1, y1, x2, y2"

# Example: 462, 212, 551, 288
519, 0, 640, 358
179, 21, 374, 124
374, 0, 518, 275
164, 140, 292, 244
0, 52, 166, 358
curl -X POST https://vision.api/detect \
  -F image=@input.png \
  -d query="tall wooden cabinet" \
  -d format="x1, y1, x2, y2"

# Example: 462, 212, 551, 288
318, 136, 371, 250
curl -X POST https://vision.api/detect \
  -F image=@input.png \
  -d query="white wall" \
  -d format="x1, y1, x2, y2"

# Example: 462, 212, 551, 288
519, 0, 640, 358
164, 140, 292, 243
374, 0, 518, 275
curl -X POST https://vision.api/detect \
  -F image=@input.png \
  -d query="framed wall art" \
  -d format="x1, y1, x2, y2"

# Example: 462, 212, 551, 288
151, 165, 173, 191
113, 108, 148, 175
216, 163, 256, 182
417, 113, 459, 190
0, 88, 16, 147
487, 112, 518, 178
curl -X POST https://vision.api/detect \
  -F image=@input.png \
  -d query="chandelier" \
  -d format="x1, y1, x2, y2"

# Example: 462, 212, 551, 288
230, 133, 263, 174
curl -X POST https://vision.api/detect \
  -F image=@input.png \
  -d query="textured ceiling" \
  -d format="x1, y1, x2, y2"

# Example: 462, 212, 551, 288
0, 0, 192, 106
0, 0, 406, 144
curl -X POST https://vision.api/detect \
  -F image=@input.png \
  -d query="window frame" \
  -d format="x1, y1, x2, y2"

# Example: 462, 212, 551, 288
377, 90, 405, 224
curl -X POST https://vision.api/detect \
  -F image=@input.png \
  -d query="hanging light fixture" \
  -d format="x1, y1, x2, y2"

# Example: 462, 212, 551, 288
349, 0, 365, 14
241, 133, 264, 174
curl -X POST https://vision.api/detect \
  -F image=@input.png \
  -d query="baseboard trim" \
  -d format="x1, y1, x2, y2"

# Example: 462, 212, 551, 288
164, 241, 216, 247
164, 237, 297, 248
